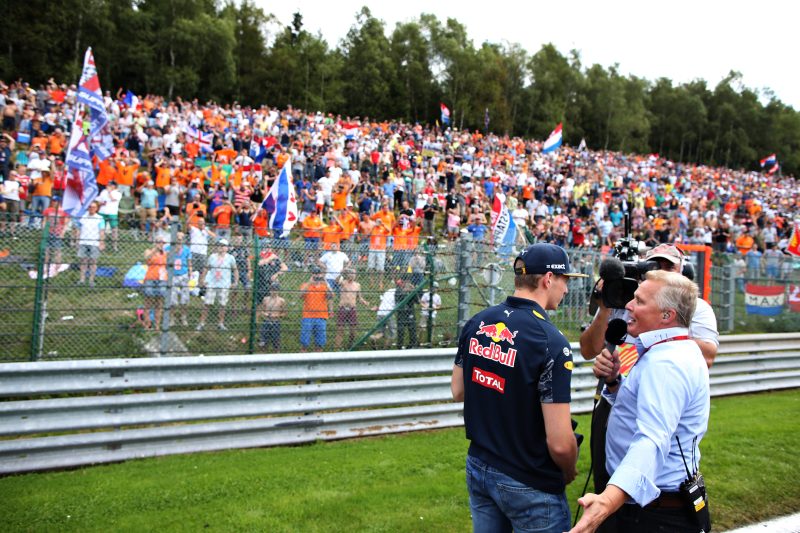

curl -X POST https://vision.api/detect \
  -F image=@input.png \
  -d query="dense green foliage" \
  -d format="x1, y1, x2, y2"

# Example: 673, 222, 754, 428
3, 2, 799, 174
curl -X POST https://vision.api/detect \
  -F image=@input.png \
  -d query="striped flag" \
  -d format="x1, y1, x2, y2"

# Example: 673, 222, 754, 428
744, 284, 784, 316
261, 158, 298, 237
543, 123, 563, 153
440, 103, 451, 125
760, 153, 777, 167
490, 192, 517, 255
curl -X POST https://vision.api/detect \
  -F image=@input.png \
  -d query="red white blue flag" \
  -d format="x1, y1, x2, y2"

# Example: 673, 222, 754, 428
440, 103, 451, 125
760, 153, 777, 167
185, 125, 213, 153
261, 158, 298, 237
744, 284, 784, 316
543, 123, 563, 153
490, 192, 517, 255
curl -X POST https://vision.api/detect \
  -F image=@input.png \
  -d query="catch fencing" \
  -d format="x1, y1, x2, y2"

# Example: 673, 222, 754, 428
0, 333, 798, 473
3, 218, 800, 362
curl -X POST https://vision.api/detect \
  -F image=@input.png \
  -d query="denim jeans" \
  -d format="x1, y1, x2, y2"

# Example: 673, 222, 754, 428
466, 454, 570, 533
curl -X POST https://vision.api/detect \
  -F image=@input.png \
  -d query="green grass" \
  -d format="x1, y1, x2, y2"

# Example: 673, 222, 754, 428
1, 390, 798, 532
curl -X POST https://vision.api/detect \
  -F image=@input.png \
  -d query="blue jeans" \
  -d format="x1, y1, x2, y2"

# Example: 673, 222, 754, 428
30, 195, 51, 226
466, 455, 569, 533
300, 318, 326, 348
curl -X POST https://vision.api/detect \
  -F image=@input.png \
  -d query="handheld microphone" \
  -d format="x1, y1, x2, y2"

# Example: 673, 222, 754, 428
605, 318, 628, 348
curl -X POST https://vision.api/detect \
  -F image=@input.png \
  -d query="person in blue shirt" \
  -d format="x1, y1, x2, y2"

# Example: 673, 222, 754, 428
570, 270, 710, 533
452, 243, 589, 533
466, 219, 487, 242
164, 232, 193, 327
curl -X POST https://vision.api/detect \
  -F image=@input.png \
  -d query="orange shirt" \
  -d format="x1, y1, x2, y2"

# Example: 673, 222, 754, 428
33, 176, 53, 197
213, 204, 235, 228
155, 166, 171, 188
253, 214, 269, 238
372, 210, 395, 228
96, 160, 118, 187
339, 210, 359, 240
31, 136, 48, 152
48, 134, 65, 155
321, 224, 344, 250
116, 162, 139, 187
144, 251, 167, 281
301, 282, 330, 319
332, 190, 348, 211
736, 235, 754, 255
302, 215, 324, 239
369, 225, 390, 250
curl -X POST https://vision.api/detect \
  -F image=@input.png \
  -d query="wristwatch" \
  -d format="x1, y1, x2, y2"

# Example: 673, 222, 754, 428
605, 375, 621, 387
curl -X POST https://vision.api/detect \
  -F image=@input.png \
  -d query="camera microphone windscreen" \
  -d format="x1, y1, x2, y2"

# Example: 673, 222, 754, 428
605, 318, 628, 347
598, 257, 625, 281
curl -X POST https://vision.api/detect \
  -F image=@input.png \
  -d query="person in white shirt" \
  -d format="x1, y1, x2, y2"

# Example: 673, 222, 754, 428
197, 239, 238, 331
190, 218, 216, 285
318, 242, 350, 294
1, 170, 21, 235
96, 181, 122, 251
420, 282, 442, 333
77, 202, 105, 287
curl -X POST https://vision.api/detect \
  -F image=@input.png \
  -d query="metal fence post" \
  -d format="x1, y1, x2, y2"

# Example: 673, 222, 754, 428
248, 235, 261, 354
159, 219, 179, 356
30, 222, 50, 361
456, 238, 472, 335
425, 239, 435, 347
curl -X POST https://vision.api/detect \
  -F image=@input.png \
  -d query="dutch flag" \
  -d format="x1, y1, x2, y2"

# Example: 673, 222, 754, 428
440, 103, 451, 125
123, 90, 139, 110
760, 153, 777, 167
542, 123, 563, 154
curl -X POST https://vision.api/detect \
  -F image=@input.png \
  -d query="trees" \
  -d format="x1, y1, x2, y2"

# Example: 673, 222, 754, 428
0, 3, 796, 174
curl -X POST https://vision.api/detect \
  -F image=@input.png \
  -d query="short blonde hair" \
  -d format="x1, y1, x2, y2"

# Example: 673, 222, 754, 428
645, 270, 697, 327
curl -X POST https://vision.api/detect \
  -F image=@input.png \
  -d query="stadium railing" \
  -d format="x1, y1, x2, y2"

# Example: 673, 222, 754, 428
1, 333, 798, 473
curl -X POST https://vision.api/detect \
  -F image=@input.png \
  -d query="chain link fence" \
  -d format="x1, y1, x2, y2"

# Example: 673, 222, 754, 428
3, 217, 800, 362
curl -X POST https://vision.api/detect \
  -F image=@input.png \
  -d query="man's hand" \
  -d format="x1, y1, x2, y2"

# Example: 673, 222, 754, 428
566, 485, 627, 533
592, 348, 620, 382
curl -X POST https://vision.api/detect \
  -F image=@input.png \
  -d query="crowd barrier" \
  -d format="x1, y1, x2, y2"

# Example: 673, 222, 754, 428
1, 333, 798, 474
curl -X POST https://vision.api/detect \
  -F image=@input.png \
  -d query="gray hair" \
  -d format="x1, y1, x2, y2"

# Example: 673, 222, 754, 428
645, 270, 698, 327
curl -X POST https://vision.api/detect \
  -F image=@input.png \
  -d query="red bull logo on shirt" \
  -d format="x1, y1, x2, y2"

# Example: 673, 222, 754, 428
475, 321, 518, 346
468, 338, 518, 368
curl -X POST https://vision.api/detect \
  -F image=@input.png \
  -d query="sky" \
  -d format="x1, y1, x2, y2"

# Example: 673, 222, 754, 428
260, 0, 799, 110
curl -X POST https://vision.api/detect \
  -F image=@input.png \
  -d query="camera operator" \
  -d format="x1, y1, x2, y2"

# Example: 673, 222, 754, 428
578, 243, 718, 531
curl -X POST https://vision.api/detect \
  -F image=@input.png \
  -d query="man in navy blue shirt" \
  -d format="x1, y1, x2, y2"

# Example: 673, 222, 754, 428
452, 243, 588, 533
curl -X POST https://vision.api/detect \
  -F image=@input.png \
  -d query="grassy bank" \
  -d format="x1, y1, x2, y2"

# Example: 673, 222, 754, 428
2, 389, 798, 532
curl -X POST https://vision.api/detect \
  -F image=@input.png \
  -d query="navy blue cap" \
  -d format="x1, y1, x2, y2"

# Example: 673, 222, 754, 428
513, 243, 588, 278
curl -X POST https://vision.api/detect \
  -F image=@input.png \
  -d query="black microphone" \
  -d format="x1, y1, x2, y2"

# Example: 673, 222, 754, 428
598, 256, 625, 281
605, 318, 628, 348
594, 318, 629, 400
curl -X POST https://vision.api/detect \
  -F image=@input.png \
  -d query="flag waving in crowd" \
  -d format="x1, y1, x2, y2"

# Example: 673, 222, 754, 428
63, 48, 107, 217
542, 123, 563, 153
760, 153, 777, 167
490, 192, 517, 257
440, 103, 451, 125
261, 157, 298, 238
184, 125, 213, 153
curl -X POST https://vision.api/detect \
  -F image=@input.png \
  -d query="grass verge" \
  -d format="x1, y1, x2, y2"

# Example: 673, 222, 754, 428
1, 389, 798, 532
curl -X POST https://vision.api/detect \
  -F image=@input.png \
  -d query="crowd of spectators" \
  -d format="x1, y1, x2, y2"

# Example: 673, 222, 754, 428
1, 77, 798, 285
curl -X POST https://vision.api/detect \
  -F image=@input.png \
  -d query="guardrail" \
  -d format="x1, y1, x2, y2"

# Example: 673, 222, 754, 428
1, 333, 799, 474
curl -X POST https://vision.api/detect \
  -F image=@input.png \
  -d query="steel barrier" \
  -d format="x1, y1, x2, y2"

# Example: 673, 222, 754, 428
1, 333, 799, 474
